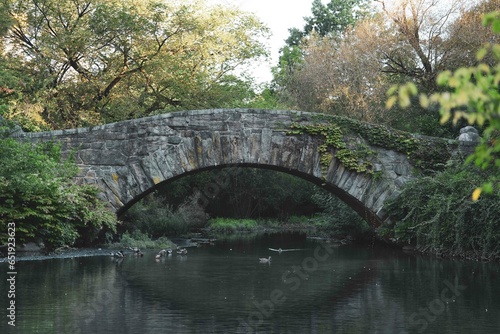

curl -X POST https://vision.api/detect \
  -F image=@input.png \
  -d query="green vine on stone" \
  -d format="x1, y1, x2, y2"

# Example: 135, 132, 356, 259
286, 113, 457, 174
287, 122, 374, 174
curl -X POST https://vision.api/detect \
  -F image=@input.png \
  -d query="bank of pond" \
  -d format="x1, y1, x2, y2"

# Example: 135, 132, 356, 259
3, 216, 499, 264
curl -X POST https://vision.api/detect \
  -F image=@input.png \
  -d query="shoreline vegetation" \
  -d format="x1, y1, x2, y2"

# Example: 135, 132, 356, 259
2, 215, 499, 263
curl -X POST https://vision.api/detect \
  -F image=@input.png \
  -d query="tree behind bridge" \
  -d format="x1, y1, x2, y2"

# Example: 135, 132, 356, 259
274, 0, 500, 136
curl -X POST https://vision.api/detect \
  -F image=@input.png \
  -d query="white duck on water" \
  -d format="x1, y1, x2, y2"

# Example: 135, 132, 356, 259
259, 256, 271, 263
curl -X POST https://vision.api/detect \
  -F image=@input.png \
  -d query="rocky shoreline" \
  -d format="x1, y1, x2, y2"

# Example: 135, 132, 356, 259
0, 237, 204, 262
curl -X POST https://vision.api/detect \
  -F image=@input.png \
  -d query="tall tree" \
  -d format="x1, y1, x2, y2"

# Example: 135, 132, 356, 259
283, 17, 393, 122
304, 0, 370, 37
285, 0, 370, 46
274, 0, 369, 108
375, 0, 468, 90
0, 0, 269, 129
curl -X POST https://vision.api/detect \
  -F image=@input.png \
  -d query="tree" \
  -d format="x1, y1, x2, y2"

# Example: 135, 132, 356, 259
282, 16, 393, 123
0, 137, 117, 248
443, 0, 500, 70
285, 0, 370, 46
375, 0, 469, 91
274, 0, 369, 107
304, 0, 370, 37
388, 8, 500, 199
0, 0, 269, 129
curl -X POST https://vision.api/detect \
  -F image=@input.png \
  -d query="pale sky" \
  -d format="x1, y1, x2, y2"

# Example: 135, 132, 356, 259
208, 0, 315, 84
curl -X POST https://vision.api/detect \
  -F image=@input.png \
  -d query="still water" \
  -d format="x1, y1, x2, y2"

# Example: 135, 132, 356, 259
1, 232, 499, 334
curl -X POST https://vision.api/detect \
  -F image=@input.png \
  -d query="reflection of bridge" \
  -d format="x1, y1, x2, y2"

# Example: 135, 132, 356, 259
15, 109, 471, 226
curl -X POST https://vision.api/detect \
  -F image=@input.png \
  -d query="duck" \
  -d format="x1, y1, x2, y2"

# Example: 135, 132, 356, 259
111, 250, 124, 258
177, 247, 187, 255
130, 247, 144, 257
155, 249, 167, 259
259, 256, 271, 263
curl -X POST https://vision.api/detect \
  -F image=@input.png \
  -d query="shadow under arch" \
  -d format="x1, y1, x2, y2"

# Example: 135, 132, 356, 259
116, 162, 380, 227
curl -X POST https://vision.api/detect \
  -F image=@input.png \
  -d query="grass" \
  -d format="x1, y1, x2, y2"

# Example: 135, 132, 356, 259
206, 216, 333, 233
207, 218, 261, 233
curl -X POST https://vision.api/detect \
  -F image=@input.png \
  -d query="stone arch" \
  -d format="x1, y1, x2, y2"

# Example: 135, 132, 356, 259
16, 109, 460, 227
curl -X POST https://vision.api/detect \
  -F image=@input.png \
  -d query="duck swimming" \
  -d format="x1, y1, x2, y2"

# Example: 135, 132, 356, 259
177, 248, 188, 255
155, 249, 167, 259
259, 256, 271, 263
130, 247, 144, 257
111, 250, 124, 258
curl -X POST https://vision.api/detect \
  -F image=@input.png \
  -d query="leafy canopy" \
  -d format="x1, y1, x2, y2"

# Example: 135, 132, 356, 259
0, 0, 270, 129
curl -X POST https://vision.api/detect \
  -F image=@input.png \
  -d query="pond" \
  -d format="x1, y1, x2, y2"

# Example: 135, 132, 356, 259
1, 232, 499, 333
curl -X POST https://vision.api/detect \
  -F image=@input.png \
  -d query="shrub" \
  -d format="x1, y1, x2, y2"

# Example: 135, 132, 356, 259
0, 138, 118, 249
122, 192, 208, 237
385, 162, 500, 259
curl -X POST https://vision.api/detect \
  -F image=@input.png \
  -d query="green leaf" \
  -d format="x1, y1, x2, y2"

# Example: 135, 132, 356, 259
419, 94, 429, 108
477, 47, 488, 61
483, 182, 494, 194
492, 44, 500, 61
493, 18, 500, 34
386, 84, 399, 96
386, 95, 397, 110
436, 71, 451, 86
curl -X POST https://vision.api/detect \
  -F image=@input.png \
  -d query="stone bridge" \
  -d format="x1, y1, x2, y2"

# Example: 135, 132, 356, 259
14, 109, 473, 227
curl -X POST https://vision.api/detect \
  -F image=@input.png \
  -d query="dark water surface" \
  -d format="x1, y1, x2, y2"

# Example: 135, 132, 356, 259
1, 232, 499, 333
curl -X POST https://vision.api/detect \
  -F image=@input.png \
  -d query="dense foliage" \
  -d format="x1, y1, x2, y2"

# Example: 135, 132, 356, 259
0, 137, 117, 249
0, 0, 270, 130
385, 163, 500, 260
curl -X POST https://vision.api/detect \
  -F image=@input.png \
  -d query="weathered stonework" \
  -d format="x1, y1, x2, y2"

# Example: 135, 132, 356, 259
14, 109, 468, 227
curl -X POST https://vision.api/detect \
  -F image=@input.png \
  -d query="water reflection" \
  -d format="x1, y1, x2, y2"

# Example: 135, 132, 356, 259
1, 233, 499, 333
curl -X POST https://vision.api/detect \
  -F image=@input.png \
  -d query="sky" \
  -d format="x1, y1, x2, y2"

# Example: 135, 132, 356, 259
208, 0, 315, 84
